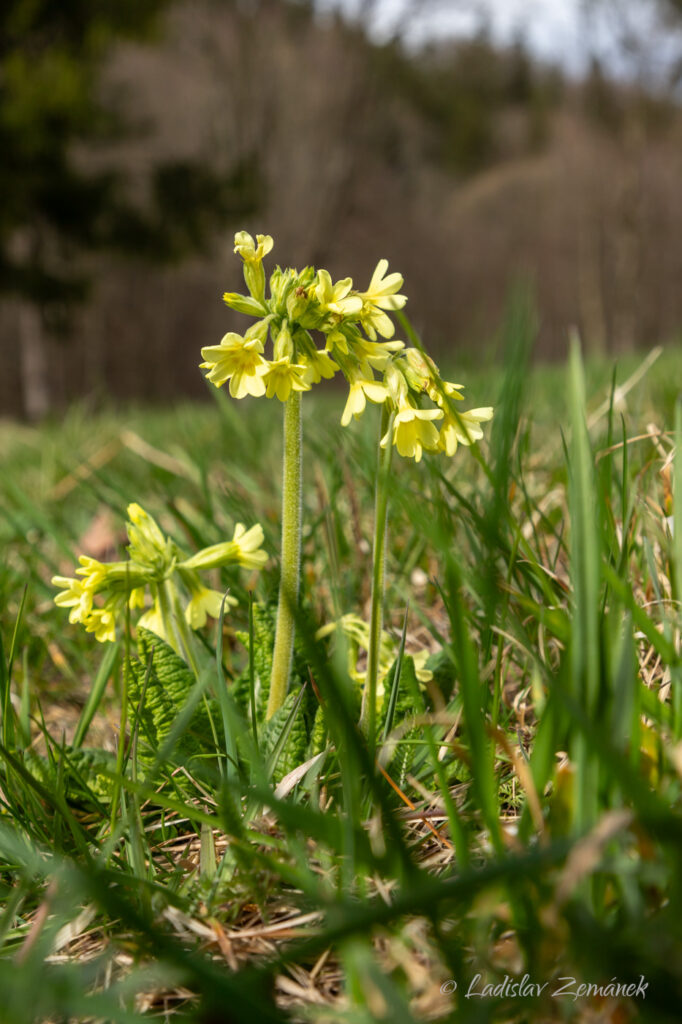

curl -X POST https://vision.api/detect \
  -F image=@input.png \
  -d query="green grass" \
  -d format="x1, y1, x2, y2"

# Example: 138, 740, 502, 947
0, 338, 681, 1023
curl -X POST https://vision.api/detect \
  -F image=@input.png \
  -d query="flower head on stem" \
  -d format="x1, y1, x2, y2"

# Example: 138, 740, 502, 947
201, 230, 493, 724
53, 505, 266, 652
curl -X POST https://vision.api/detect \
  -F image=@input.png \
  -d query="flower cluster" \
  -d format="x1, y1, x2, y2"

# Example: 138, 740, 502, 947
52, 504, 267, 644
317, 613, 433, 701
201, 232, 492, 461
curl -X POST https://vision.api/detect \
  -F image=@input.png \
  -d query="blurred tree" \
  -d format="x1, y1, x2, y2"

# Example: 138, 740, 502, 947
578, 0, 682, 350
0, 0, 259, 418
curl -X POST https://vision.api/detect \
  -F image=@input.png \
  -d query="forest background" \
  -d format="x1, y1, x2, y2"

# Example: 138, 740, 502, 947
2, 0, 682, 420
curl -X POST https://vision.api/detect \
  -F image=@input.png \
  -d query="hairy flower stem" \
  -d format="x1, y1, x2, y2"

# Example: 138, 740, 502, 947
360, 406, 395, 751
267, 391, 303, 720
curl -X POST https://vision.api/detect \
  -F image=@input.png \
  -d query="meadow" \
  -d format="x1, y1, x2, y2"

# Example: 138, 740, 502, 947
0, 303, 681, 1023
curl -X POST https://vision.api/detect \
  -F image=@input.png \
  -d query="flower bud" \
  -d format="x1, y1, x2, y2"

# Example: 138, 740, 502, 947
223, 292, 268, 317
245, 317, 271, 347
273, 321, 294, 361
385, 361, 408, 405
286, 284, 311, 323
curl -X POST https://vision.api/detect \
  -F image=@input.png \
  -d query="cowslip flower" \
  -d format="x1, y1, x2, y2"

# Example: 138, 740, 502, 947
52, 505, 267, 646
180, 523, 268, 572
360, 259, 407, 340
316, 613, 433, 700
204, 232, 411, 418
438, 406, 494, 457
234, 232, 274, 263
381, 402, 443, 462
354, 337, 404, 371
53, 574, 94, 625
263, 359, 310, 401
183, 583, 235, 630
300, 347, 338, 385
203, 230, 493, 723
341, 367, 388, 426
375, 345, 492, 463
200, 333, 268, 398
234, 231, 274, 302
315, 270, 364, 318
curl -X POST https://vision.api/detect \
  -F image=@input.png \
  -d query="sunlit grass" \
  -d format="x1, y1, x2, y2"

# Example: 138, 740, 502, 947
0, 338, 681, 1022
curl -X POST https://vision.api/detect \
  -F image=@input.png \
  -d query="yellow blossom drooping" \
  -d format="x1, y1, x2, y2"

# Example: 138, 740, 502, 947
341, 369, 388, 427
184, 585, 237, 630
181, 523, 268, 572
438, 406, 494, 457
382, 403, 443, 462
52, 505, 267, 646
354, 337, 405, 371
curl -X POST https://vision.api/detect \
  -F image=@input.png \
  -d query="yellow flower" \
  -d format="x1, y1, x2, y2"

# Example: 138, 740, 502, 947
232, 523, 269, 569
315, 270, 363, 317
382, 403, 443, 462
129, 586, 146, 610
384, 361, 409, 405
233, 231, 274, 263
362, 259, 407, 311
354, 337, 404, 371
316, 613, 434, 701
185, 586, 237, 629
262, 358, 311, 401
300, 348, 338, 384
54, 505, 267, 643
429, 379, 465, 404
200, 333, 268, 398
179, 523, 267, 572
360, 259, 407, 340
361, 304, 397, 341
126, 504, 175, 575
138, 605, 168, 641
324, 329, 349, 355
52, 575, 93, 625
84, 608, 117, 644
341, 369, 388, 426
233, 232, 274, 302
438, 407, 494, 457
73, 555, 110, 591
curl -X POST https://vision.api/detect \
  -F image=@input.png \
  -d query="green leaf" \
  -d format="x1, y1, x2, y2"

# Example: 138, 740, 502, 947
260, 688, 309, 784
130, 628, 217, 761
235, 602, 277, 719
379, 655, 421, 786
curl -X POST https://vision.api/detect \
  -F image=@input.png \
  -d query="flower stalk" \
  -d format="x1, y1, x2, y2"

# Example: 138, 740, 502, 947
360, 405, 395, 748
267, 390, 303, 719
